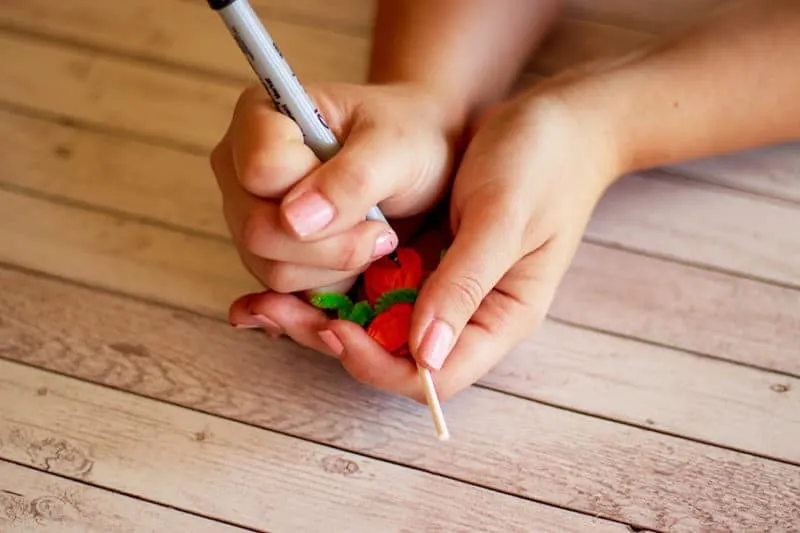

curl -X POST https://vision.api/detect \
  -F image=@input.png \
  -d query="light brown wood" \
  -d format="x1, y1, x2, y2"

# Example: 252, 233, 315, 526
0, 108, 228, 237
4, 109, 799, 291
0, 31, 241, 150
1, 0, 799, 529
0, 189, 259, 318
554, 242, 800, 375
0, 461, 251, 533
588, 171, 800, 287
2, 176, 798, 372
247, 0, 733, 34
668, 143, 800, 203
3, 262, 798, 464
0, 360, 627, 533
0, 0, 369, 84
1, 266, 799, 531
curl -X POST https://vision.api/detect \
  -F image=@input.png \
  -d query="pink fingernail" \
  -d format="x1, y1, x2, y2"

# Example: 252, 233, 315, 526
318, 329, 344, 358
372, 230, 398, 259
419, 319, 454, 370
283, 191, 335, 237
234, 314, 283, 337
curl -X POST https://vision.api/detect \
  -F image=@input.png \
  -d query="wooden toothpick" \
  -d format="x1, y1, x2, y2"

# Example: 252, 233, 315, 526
417, 365, 449, 440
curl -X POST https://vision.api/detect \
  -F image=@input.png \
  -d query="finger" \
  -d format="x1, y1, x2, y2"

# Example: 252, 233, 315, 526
318, 319, 421, 400
409, 197, 523, 371
429, 233, 580, 399
229, 85, 320, 198
240, 201, 398, 271
278, 126, 448, 240
231, 290, 337, 356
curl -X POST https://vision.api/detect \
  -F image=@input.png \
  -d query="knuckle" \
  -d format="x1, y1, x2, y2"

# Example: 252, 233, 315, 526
240, 208, 269, 255
331, 158, 373, 200
345, 362, 381, 387
448, 274, 488, 313
335, 239, 367, 272
263, 265, 297, 294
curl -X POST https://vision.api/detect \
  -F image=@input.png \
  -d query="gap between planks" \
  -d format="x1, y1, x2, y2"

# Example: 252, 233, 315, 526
0, 359, 629, 533
1, 264, 799, 531
0, 459, 257, 533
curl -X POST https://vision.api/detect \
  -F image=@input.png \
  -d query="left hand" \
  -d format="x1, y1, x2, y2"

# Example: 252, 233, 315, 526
315, 85, 625, 402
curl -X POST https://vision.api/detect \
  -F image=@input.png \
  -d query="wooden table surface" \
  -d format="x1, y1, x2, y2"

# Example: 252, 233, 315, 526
1, 1, 798, 531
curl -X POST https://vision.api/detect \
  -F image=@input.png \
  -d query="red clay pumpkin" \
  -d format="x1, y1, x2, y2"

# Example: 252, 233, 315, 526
363, 247, 423, 305
366, 302, 413, 356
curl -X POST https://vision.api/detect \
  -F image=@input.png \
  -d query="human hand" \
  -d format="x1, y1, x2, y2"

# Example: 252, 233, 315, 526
213, 81, 462, 346
313, 87, 624, 401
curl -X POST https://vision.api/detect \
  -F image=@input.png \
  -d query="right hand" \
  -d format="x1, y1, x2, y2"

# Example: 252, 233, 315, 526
211, 82, 462, 332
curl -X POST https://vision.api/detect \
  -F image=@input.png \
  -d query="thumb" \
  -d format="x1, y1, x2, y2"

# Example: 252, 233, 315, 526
278, 124, 448, 241
409, 200, 522, 370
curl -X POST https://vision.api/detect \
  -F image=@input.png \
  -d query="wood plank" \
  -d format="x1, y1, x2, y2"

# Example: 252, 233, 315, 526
4, 260, 798, 464
668, 143, 800, 204
0, 361, 627, 533
487, 320, 800, 465
0, 189, 258, 319
0, 461, 251, 533
2, 166, 799, 374
247, 0, 731, 35
4, 107, 799, 298
553, 243, 800, 375
0, 31, 240, 150
588, 171, 800, 288
0, 0, 369, 84
1, 267, 799, 531
0, 109, 228, 237
2, 15, 799, 203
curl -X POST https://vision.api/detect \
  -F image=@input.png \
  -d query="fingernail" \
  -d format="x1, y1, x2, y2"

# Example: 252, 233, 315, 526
419, 319, 454, 370
372, 230, 398, 259
234, 314, 283, 337
318, 329, 344, 358
283, 191, 335, 237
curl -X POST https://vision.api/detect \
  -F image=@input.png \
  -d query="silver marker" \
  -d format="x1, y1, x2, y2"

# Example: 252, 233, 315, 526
207, 0, 400, 265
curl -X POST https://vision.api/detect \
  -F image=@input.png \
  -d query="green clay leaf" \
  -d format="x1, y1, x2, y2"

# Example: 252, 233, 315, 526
346, 301, 374, 327
440, 247, 448, 261
310, 292, 353, 314
374, 287, 418, 315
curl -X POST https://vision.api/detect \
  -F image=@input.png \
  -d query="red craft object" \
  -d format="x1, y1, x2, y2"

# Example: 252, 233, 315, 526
363, 247, 423, 305
366, 302, 413, 356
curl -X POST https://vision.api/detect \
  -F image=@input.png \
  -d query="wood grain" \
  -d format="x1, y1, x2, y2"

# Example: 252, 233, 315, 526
1, 266, 799, 531
553, 243, 800, 375
668, 143, 800, 204
0, 31, 241, 150
0, 189, 259, 318
247, 0, 732, 35
0, 361, 627, 533
0, 0, 369, 84
2, 172, 799, 374
5, 109, 798, 293
588, 171, 800, 288
0, 461, 251, 533
0, 108, 228, 237
2, 20, 798, 203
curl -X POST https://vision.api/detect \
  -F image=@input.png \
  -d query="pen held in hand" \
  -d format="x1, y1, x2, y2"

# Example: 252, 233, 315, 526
206, 0, 400, 266
207, 0, 447, 439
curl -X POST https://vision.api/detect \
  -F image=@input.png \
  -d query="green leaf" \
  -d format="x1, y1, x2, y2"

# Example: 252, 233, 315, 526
309, 292, 353, 316
439, 247, 448, 261
346, 301, 374, 327
374, 287, 418, 314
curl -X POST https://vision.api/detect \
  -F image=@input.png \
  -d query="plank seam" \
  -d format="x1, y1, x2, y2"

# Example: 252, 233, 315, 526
0, 357, 641, 531
0, 456, 266, 532
1, 259, 799, 468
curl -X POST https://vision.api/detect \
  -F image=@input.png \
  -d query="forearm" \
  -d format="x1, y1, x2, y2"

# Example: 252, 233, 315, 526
560, 0, 800, 175
368, 0, 562, 127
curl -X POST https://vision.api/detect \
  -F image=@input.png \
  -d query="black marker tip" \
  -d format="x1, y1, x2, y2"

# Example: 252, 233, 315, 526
207, 0, 236, 10
388, 251, 402, 268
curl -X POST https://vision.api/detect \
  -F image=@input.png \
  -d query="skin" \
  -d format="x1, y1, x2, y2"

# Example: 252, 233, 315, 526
216, 0, 800, 402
